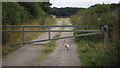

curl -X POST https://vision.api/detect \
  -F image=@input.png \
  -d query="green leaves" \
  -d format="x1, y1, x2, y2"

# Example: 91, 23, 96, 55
2, 2, 49, 25
2, 2, 30, 25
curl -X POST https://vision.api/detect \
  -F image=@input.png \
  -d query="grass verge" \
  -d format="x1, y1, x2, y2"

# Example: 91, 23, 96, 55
76, 39, 115, 66
2, 45, 22, 57
61, 18, 67, 30
61, 22, 66, 30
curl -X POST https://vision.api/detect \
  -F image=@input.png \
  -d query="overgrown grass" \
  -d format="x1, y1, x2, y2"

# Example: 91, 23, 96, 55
77, 39, 120, 66
76, 39, 110, 66
70, 4, 120, 66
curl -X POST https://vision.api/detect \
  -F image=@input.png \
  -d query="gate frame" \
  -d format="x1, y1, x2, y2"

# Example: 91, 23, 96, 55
2, 25, 108, 47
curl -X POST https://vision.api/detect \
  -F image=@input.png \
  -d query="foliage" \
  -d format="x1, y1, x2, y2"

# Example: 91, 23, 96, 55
88, 4, 110, 13
2, 2, 51, 25
40, 2, 52, 13
2, 2, 30, 25
2, 2, 57, 56
70, 3, 120, 66
110, 3, 120, 10
76, 39, 109, 66
19, 2, 46, 19
49, 7, 83, 17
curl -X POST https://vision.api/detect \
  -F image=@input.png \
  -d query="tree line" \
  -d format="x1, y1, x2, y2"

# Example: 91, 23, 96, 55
2, 2, 52, 25
48, 7, 83, 17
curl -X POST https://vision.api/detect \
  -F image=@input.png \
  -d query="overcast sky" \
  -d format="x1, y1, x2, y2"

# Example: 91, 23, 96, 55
50, 0, 119, 8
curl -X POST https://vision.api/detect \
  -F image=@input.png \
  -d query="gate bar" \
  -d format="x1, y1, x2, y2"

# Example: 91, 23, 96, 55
3, 30, 101, 32
8, 32, 101, 46
3, 25, 101, 28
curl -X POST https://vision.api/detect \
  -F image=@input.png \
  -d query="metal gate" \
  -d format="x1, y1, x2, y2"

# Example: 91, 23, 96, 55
2, 25, 109, 47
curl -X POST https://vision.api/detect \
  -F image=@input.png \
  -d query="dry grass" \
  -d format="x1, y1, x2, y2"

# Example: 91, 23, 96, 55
2, 15, 57, 56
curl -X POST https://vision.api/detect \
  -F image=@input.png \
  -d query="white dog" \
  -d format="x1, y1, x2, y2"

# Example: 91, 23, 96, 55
64, 43, 70, 50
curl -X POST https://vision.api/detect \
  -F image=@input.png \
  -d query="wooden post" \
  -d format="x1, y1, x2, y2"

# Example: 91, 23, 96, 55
103, 25, 109, 48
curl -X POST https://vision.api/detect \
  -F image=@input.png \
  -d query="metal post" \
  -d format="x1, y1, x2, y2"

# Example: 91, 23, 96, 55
103, 25, 109, 48
48, 26, 51, 40
22, 27, 25, 44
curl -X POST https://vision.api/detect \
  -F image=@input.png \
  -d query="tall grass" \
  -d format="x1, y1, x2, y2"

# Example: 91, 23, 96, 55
70, 5, 120, 66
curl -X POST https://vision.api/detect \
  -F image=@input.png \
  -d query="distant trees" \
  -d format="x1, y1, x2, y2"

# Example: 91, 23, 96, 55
49, 7, 83, 17
110, 3, 120, 10
88, 4, 110, 13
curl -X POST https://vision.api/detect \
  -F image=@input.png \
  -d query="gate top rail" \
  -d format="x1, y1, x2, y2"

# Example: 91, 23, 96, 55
2, 25, 101, 28
3, 30, 101, 32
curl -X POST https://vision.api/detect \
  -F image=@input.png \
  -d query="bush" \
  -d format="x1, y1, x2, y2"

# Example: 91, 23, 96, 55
19, 2, 46, 19
2, 2, 30, 25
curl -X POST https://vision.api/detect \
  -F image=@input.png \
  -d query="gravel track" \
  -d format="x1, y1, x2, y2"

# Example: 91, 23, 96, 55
2, 20, 63, 66
37, 20, 80, 66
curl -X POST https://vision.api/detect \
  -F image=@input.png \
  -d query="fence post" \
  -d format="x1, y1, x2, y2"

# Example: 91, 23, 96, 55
22, 27, 25, 44
48, 26, 51, 40
103, 25, 109, 48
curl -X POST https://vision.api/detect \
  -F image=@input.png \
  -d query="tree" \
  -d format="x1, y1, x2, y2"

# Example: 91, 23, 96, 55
19, 2, 46, 19
41, 2, 52, 13
2, 2, 30, 25
48, 7, 82, 17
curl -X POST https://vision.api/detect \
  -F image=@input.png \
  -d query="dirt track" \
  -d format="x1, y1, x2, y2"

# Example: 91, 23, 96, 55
37, 21, 80, 66
2, 19, 80, 66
